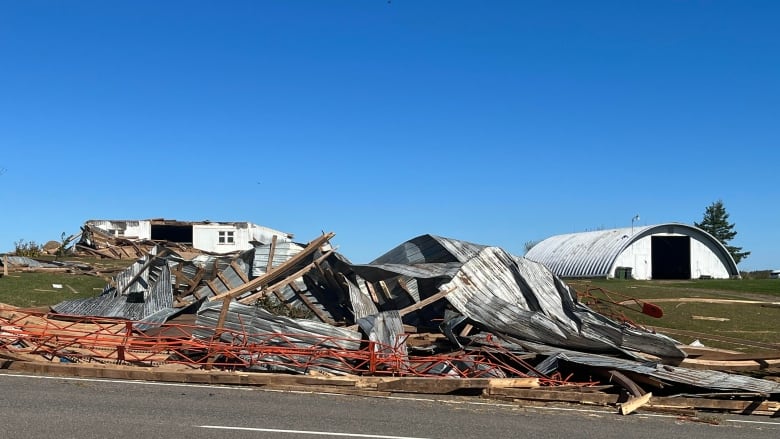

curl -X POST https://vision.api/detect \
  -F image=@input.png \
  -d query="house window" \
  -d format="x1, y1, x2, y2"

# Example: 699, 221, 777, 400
218, 231, 234, 244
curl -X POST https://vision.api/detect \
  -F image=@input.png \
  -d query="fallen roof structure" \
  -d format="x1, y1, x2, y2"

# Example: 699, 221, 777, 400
2, 231, 779, 418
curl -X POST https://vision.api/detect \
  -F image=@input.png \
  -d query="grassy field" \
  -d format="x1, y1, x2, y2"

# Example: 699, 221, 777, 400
0, 256, 132, 308
567, 278, 780, 352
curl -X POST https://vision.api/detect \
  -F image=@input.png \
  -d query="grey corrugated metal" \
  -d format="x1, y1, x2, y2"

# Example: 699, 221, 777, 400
252, 241, 304, 277
357, 310, 408, 357
525, 222, 740, 278
535, 350, 780, 394
342, 276, 378, 319
3, 256, 61, 268
52, 263, 174, 321
370, 235, 486, 265
193, 301, 361, 374
440, 246, 685, 359
350, 262, 462, 283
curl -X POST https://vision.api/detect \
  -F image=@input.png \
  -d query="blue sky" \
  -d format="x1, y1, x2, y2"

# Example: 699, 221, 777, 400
1, 1, 778, 271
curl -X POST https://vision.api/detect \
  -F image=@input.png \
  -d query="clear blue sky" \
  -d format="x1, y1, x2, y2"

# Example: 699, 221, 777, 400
1, 1, 778, 271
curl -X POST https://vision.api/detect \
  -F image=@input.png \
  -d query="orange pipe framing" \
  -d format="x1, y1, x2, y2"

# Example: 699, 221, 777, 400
1, 309, 569, 383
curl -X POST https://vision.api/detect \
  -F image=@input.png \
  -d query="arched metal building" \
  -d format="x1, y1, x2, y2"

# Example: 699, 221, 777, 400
525, 223, 740, 280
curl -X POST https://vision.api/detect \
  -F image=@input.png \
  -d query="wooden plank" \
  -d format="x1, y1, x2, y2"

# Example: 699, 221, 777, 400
398, 287, 457, 317
459, 323, 474, 337
378, 280, 393, 303
183, 268, 206, 296
173, 265, 196, 288
117, 251, 167, 295
209, 232, 335, 302
230, 261, 250, 283
266, 235, 278, 273
216, 270, 236, 290
376, 377, 540, 394
619, 392, 652, 415
364, 281, 380, 304
237, 250, 334, 305
205, 279, 224, 296
288, 282, 336, 325
205, 297, 234, 370
487, 388, 620, 405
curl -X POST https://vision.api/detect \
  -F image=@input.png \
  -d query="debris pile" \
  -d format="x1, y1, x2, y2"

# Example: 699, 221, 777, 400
1, 232, 779, 417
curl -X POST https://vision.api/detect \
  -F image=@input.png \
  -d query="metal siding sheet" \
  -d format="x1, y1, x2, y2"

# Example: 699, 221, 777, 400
440, 247, 685, 359
537, 350, 780, 394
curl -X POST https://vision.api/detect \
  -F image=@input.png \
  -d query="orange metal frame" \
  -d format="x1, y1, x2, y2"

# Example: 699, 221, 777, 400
0, 307, 577, 385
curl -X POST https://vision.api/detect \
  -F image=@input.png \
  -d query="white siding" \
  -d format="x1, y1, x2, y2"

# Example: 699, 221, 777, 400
193, 224, 251, 253
526, 223, 739, 279
690, 237, 731, 279
192, 223, 292, 253
612, 235, 652, 279
86, 220, 151, 239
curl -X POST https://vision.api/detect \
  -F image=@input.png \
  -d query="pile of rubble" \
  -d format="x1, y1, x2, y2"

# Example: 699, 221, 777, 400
1, 231, 779, 417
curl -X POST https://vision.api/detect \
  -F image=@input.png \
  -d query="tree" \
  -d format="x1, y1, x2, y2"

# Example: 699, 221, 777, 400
694, 200, 750, 265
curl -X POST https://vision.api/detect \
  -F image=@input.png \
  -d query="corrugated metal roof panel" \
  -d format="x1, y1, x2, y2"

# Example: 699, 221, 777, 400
193, 301, 361, 374
525, 227, 644, 278
52, 263, 174, 321
253, 241, 304, 277
537, 350, 780, 394
370, 235, 486, 265
440, 247, 685, 359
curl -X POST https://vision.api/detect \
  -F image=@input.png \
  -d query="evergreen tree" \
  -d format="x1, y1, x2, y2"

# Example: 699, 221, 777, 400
694, 200, 750, 264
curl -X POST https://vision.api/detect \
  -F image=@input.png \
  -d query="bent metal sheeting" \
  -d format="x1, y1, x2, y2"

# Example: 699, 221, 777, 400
440, 246, 685, 359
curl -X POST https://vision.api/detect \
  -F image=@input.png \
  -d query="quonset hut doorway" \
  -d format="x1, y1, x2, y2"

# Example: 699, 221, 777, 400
651, 236, 691, 279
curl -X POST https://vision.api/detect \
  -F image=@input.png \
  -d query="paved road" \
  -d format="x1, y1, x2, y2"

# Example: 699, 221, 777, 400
1, 372, 779, 439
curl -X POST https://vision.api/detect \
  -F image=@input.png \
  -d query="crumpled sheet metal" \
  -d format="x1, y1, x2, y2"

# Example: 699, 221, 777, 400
194, 301, 363, 375
535, 349, 780, 394
52, 250, 175, 322
440, 246, 685, 360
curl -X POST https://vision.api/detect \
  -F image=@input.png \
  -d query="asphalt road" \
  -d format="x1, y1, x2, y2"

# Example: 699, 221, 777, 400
1, 372, 779, 439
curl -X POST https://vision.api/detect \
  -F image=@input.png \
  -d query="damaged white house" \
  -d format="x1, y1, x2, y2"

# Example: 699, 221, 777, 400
81, 218, 293, 253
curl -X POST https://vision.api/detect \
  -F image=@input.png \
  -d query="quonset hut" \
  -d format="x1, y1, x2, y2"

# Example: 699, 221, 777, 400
524, 223, 740, 280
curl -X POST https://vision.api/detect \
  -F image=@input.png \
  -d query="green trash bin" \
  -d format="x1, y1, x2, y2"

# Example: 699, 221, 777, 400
615, 267, 632, 279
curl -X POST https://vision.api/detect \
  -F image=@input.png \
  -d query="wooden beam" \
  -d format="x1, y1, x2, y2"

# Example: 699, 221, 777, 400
208, 232, 335, 303
364, 281, 380, 304
618, 392, 652, 415
266, 235, 278, 273
378, 280, 392, 303
398, 286, 457, 317
117, 251, 167, 295
238, 250, 334, 305
206, 297, 234, 370
230, 261, 250, 283
376, 377, 540, 394
216, 270, 236, 290
288, 282, 336, 325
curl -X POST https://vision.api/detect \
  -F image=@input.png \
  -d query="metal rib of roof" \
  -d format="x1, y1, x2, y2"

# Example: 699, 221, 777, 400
525, 222, 739, 278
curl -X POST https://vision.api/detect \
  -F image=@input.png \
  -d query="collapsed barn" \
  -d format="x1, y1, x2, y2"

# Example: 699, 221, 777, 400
1, 231, 779, 416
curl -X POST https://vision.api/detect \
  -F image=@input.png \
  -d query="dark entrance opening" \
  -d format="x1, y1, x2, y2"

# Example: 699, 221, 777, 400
651, 236, 691, 279
151, 224, 193, 244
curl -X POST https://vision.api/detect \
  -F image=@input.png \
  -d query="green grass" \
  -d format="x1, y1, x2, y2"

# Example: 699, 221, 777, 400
0, 272, 108, 308
568, 279, 780, 352
0, 255, 133, 309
